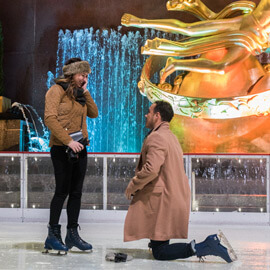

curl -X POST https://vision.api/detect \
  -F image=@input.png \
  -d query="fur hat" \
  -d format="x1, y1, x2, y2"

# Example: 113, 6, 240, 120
62, 61, 91, 76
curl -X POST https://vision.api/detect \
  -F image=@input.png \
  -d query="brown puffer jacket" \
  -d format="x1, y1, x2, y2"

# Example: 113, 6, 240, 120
44, 84, 98, 147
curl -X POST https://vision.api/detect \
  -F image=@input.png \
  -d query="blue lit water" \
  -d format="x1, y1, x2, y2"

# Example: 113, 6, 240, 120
45, 27, 177, 153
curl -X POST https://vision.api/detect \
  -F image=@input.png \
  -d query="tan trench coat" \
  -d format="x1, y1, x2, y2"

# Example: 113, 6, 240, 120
124, 122, 190, 242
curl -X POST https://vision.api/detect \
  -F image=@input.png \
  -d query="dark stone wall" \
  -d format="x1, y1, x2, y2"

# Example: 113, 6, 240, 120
0, 0, 261, 116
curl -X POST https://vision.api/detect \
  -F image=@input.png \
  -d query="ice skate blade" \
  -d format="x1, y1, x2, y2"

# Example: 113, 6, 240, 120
68, 246, 93, 253
218, 230, 238, 262
42, 249, 67, 255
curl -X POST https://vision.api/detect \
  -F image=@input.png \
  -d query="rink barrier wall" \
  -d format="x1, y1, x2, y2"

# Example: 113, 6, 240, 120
0, 152, 269, 225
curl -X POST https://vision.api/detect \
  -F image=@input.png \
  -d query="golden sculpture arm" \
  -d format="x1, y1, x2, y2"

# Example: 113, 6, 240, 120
142, 30, 263, 57
166, 0, 256, 20
121, 13, 241, 37
159, 47, 249, 83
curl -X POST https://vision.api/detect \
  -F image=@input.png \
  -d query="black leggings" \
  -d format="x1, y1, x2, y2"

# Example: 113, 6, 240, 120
150, 240, 194, 261
49, 145, 87, 228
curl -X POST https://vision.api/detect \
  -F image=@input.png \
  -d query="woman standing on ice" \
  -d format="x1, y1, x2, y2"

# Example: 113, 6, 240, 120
44, 57, 98, 254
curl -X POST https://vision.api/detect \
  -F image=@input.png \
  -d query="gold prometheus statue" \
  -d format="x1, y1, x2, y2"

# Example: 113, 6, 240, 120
121, 0, 270, 120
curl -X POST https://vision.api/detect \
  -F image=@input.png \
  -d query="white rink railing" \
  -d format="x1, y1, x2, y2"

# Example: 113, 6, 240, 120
0, 152, 269, 225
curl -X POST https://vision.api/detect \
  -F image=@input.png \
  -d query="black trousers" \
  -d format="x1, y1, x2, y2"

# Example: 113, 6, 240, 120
49, 145, 87, 228
150, 240, 194, 261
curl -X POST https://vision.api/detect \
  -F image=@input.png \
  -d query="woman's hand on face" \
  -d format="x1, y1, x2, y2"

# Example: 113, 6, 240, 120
68, 140, 84, 153
82, 77, 88, 93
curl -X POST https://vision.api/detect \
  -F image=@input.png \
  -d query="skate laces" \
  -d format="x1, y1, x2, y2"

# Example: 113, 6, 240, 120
53, 227, 65, 245
70, 227, 86, 243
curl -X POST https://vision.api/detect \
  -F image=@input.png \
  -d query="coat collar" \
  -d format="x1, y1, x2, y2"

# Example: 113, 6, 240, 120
144, 122, 169, 140
152, 121, 170, 132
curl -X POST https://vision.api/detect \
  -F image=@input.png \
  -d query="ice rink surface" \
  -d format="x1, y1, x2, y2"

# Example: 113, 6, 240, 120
0, 222, 269, 270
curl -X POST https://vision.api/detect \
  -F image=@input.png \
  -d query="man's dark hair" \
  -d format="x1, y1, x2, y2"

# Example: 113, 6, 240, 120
64, 57, 82, 65
154, 100, 174, 122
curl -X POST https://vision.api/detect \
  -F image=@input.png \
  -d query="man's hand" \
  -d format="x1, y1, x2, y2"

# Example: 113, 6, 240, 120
125, 181, 134, 200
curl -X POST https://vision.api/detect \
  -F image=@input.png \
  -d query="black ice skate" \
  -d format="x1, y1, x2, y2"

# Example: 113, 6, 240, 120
43, 224, 68, 255
65, 225, 92, 251
193, 230, 237, 263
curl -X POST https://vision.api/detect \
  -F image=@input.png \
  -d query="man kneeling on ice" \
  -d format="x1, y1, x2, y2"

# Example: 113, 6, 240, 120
124, 101, 237, 263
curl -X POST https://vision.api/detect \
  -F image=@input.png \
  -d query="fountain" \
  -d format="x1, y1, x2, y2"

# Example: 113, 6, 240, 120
46, 27, 180, 153
11, 102, 50, 152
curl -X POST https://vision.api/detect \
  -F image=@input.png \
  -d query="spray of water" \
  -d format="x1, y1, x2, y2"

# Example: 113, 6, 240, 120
47, 27, 178, 152
17, 27, 178, 152
12, 102, 50, 152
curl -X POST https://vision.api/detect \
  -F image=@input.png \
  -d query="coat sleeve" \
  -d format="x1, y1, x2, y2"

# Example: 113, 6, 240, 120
44, 85, 72, 145
128, 133, 167, 194
84, 91, 98, 118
